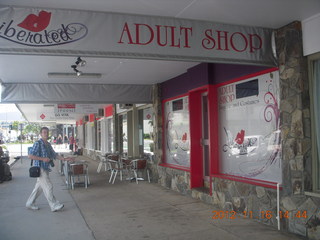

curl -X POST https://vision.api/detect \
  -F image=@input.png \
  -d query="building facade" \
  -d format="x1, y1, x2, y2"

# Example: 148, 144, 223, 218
79, 19, 320, 239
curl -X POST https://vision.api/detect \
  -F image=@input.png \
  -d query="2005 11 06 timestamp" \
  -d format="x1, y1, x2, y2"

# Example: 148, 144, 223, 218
211, 210, 308, 220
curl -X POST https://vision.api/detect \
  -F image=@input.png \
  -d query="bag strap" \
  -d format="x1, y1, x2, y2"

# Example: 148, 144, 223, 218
30, 140, 42, 167
44, 143, 52, 160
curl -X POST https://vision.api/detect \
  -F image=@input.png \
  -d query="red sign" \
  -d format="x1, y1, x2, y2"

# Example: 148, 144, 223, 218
58, 104, 75, 109
56, 104, 76, 113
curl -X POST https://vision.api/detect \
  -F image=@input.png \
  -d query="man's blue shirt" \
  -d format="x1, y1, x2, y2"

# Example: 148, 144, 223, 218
31, 139, 57, 171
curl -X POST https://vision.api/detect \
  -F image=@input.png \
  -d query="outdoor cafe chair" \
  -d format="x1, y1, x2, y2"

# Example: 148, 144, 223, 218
106, 154, 124, 184
130, 159, 150, 184
69, 162, 90, 189
97, 153, 112, 173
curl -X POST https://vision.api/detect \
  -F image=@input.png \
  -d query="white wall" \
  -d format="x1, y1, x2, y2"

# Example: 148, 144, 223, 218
302, 13, 320, 56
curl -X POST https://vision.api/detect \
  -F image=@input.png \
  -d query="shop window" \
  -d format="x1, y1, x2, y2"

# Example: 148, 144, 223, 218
85, 123, 91, 149
85, 122, 95, 150
97, 120, 102, 151
101, 117, 114, 154
235, 79, 259, 98
138, 107, 154, 155
118, 114, 128, 154
310, 56, 320, 191
92, 122, 96, 150
77, 124, 84, 150
216, 69, 281, 184
163, 95, 190, 168
107, 117, 114, 153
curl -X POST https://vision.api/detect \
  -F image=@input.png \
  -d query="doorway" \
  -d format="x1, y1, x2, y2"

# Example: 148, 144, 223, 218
189, 87, 210, 191
201, 93, 210, 188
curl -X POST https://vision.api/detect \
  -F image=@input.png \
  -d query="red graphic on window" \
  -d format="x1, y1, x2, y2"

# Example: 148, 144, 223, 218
40, 114, 46, 119
18, 11, 51, 32
182, 133, 187, 143
235, 130, 245, 144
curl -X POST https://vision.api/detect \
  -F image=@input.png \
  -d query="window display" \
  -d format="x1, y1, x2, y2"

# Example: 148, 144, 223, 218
164, 96, 190, 167
218, 70, 281, 183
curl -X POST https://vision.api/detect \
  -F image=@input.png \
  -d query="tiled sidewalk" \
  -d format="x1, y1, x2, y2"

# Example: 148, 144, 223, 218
0, 155, 305, 240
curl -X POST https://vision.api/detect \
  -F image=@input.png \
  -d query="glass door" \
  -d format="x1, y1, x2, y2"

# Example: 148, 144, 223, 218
202, 93, 210, 185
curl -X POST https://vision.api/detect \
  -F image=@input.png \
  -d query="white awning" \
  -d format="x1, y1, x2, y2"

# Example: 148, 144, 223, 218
1, 83, 152, 103
0, 6, 277, 66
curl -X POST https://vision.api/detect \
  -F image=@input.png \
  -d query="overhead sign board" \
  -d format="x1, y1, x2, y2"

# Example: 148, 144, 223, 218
76, 104, 98, 114
0, 6, 277, 66
54, 104, 98, 114
37, 111, 76, 121
55, 104, 76, 113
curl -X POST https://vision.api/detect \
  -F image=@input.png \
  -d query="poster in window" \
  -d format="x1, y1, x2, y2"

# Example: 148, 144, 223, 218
218, 70, 281, 183
164, 96, 190, 167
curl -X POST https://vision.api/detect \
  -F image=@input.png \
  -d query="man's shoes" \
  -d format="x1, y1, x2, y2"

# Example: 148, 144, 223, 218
26, 203, 40, 210
52, 203, 64, 212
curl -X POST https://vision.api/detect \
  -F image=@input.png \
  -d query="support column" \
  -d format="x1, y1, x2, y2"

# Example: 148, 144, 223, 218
127, 111, 133, 157
275, 21, 312, 237
132, 105, 140, 158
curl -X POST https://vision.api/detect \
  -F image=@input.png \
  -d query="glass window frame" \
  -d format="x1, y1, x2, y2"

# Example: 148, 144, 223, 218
136, 104, 154, 156
163, 95, 191, 169
308, 53, 320, 192
106, 117, 114, 153
117, 112, 128, 155
213, 68, 281, 188
97, 119, 102, 151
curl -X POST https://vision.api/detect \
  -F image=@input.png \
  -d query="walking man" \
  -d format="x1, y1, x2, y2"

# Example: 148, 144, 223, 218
26, 127, 74, 212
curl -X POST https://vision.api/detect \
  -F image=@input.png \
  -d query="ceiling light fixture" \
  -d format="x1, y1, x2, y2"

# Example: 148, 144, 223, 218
48, 72, 102, 78
71, 65, 82, 76
48, 56, 102, 78
75, 57, 86, 67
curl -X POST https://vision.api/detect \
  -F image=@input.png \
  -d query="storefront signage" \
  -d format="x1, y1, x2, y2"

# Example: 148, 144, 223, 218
75, 104, 98, 114
37, 111, 76, 120
54, 104, 98, 114
0, 11, 87, 47
55, 104, 76, 113
218, 69, 281, 183
0, 6, 276, 66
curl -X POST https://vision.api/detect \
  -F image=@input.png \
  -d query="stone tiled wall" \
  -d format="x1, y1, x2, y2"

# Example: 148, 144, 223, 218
276, 21, 320, 239
211, 178, 279, 226
148, 84, 162, 183
158, 166, 191, 194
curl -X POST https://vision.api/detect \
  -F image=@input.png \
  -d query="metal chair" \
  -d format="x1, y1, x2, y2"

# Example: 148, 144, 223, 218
130, 159, 150, 184
97, 153, 112, 173
106, 154, 123, 184
69, 162, 90, 189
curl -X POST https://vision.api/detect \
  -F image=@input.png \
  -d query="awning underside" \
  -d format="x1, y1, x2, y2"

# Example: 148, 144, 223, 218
1, 83, 152, 104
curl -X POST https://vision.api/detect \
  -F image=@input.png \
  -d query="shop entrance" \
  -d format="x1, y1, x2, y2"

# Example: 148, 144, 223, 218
201, 93, 210, 188
189, 87, 210, 191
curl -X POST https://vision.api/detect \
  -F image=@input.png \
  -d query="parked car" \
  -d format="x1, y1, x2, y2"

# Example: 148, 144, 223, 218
0, 144, 10, 163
